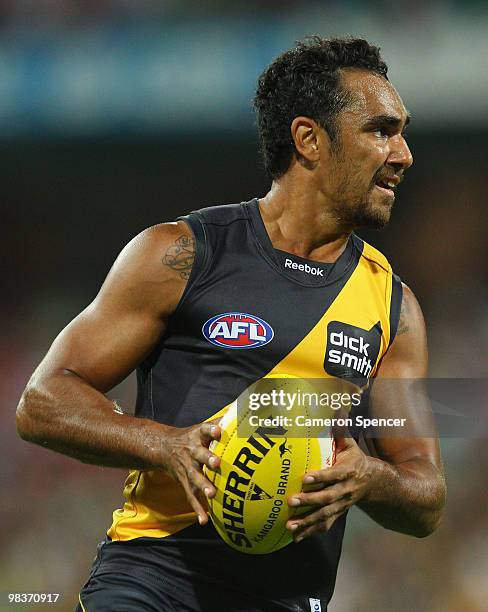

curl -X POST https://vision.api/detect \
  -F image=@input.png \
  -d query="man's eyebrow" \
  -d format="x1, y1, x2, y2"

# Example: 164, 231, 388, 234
364, 113, 411, 129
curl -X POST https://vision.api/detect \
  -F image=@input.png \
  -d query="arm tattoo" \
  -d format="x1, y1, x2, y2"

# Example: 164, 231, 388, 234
162, 235, 195, 280
397, 294, 409, 335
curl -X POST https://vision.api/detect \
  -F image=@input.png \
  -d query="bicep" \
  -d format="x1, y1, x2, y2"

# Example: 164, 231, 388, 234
35, 222, 190, 393
366, 284, 441, 468
41, 299, 165, 393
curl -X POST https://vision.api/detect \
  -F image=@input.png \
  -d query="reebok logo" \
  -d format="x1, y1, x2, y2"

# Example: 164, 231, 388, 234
284, 258, 324, 277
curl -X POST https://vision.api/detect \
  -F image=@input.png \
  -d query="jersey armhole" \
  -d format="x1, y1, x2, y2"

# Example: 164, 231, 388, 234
388, 273, 403, 347
170, 212, 209, 317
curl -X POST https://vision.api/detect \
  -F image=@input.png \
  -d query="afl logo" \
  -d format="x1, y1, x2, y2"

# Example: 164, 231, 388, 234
202, 312, 274, 349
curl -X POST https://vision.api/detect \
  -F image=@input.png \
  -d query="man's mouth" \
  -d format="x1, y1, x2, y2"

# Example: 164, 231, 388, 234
374, 176, 399, 198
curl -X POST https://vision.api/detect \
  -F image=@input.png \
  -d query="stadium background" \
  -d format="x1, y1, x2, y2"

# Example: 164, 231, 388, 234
2, 1, 487, 610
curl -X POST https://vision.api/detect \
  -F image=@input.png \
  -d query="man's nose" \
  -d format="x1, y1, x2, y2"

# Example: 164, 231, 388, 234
388, 135, 413, 169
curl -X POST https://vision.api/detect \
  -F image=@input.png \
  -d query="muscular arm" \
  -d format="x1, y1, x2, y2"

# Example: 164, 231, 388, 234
357, 284, 446, 536
17, 222, 221, 524
286, 284, 446, 541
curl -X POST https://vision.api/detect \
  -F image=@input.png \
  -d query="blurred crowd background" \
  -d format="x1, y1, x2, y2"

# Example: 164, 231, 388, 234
2, 1, 487, 610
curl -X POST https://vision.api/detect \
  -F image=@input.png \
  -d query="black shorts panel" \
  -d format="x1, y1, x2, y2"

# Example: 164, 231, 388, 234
76, 569, 181, 612
76, 539, 329, 612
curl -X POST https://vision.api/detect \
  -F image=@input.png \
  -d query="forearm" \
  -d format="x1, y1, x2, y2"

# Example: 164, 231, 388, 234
358, 455, 446, 537
16, 369, 166, 469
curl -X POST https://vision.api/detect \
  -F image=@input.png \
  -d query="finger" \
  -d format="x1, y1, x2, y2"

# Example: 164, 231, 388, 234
293, 509, 346, 542
199, 422, 221, 446
287, 500, 346, 531
191, 445, 220, 470
288, 483, 350, 508
287, 501, 348, 534
287, 503, 348, 540
185, 463, 218, 499
178, 471, 210, 526
303, 465, 353, 487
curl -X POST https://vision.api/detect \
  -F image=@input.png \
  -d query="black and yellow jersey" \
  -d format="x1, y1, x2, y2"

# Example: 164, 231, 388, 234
107, 198, 402, 605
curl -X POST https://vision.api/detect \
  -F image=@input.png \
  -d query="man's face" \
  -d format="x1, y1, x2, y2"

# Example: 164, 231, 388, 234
318, 69, 413, 229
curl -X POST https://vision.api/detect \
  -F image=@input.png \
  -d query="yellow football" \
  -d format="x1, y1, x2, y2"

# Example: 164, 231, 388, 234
206, 375, 336, 554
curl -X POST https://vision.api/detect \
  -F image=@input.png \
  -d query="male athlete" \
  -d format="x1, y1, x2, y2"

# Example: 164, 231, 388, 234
17, 37, 446, 611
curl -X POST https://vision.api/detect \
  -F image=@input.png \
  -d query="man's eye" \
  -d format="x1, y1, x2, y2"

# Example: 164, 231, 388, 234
374, 128, 387, 138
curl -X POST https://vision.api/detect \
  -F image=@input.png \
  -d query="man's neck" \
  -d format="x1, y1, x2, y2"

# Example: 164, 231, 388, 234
259, 181, 352, 264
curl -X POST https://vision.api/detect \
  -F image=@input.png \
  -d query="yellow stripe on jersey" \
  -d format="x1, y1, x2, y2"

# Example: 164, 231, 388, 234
108, 404, 229, 541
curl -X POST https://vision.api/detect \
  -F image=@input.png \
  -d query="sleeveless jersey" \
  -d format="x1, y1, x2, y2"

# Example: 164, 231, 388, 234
107, 198, 402, 604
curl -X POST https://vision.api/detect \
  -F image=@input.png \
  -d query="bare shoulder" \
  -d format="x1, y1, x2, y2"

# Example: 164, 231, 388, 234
118, 219, 194, 275
396, 282, 425, 337
96, 220, 195, 318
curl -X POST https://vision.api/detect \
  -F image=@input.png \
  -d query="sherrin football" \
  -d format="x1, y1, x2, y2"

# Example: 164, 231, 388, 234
205, 375, 336, 554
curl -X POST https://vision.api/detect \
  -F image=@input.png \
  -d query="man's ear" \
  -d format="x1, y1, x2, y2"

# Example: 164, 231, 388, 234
290, 116, 320, 166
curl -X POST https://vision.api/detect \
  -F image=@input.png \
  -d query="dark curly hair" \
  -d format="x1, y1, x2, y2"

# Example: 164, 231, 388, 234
253, 36, 388, 179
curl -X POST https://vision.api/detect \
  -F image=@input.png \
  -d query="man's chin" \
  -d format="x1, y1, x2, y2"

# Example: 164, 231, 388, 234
359, 212, 391, 230
352, 203, 392, 230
